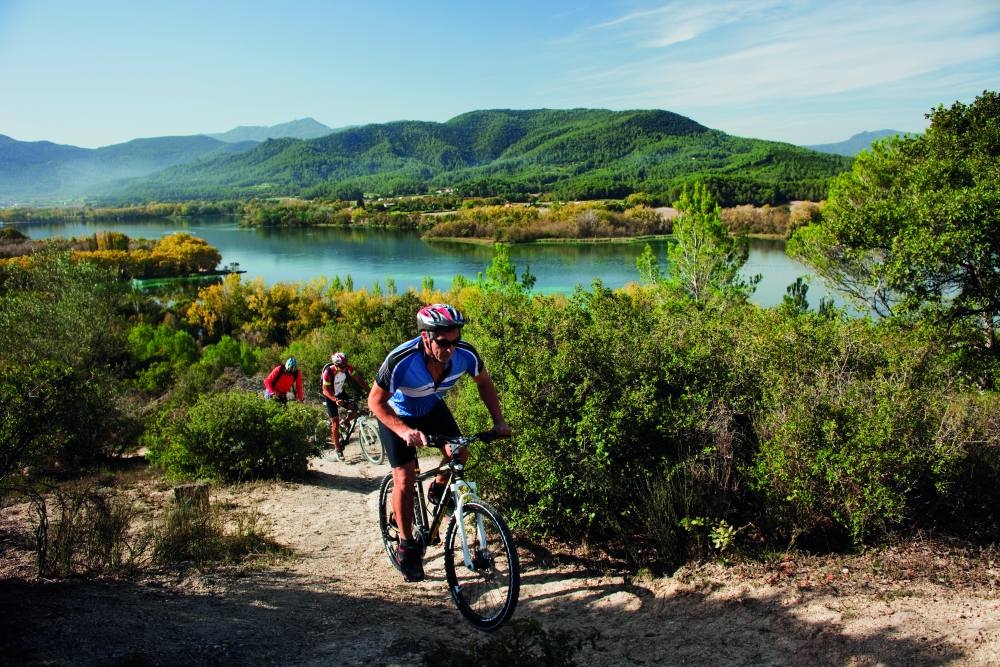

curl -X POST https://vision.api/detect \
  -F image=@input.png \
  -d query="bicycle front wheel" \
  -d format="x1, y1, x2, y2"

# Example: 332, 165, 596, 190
357, 416, 385, 464
378, 474, 426, 570
444, 500, 520, 631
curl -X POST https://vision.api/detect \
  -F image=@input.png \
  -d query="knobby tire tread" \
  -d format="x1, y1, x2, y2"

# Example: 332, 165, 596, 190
443, 500, 520, 631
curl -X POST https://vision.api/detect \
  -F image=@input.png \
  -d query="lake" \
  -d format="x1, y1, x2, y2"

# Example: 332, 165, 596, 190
4, 217, 838, 308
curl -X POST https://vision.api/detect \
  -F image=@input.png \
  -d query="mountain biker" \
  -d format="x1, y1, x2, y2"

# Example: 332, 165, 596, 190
368, 303, 511, 582
321, 351, 371, 461
264, 357, 304, 404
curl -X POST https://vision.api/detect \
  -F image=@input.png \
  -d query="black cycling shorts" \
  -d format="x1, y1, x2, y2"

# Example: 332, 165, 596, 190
323, 392, 351, 419
377, 400, 460, 468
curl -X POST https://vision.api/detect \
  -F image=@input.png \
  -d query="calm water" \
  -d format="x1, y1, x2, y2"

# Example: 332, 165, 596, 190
4, 217, 836, 308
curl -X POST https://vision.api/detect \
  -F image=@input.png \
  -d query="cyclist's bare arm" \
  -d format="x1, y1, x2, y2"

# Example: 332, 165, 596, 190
472, 370, 511, 438
351, 370, 371, 395
368, 384, 426, 448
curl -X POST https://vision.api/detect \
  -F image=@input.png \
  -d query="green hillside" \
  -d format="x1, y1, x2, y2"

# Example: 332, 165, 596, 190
110, 109, 852, 206
0, 134, 245, 203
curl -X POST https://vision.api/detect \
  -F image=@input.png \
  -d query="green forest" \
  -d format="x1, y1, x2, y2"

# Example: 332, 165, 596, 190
1, 92, 997, 579
105, 109, 851, 207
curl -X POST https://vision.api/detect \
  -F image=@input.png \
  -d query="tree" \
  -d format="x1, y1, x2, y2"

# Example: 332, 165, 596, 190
151, 233, 221, 275
478, 243, 535, 293
638, 182, 756, 304
789, 91, 1000, 358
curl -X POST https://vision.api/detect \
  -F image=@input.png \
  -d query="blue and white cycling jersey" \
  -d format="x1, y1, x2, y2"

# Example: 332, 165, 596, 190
374, 335, 485, 418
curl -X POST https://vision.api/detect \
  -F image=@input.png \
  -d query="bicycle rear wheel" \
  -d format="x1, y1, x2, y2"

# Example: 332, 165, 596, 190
357, 416, 385, 464
378, 474, 426, 570
443, 500, 520, 631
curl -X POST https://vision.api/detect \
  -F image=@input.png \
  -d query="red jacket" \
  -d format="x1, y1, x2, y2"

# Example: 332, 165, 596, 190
264, 365, 303, 401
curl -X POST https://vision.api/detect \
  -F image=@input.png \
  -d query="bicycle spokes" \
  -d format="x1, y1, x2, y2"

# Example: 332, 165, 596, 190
443, 501, 519, 631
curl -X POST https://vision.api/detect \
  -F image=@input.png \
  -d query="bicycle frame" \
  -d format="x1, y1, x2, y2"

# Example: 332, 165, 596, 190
379, 429, 519, 631
317, 399, 385, 464
417, 435, 493, 570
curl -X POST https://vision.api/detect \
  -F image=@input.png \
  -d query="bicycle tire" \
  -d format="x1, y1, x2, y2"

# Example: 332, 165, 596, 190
443, 500, 520, 631
378, 474, 426, 570
357, 416, 384, 464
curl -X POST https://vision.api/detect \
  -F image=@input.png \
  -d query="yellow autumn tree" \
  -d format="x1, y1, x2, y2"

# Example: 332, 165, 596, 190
150, 233, 221, 276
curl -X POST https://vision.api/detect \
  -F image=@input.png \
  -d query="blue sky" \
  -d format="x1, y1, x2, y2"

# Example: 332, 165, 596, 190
1, 0, 997, 148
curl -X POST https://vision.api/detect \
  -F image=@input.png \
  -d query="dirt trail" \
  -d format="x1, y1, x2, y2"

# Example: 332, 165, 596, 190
2, 448, 999, 666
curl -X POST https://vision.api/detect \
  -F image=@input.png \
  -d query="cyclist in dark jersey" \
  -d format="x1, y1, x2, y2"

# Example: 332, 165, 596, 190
368, 303, 511, 582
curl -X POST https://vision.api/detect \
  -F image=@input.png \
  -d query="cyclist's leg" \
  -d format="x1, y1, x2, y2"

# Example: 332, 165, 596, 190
339, 393, 356, 429
422, 401, 462, 488
378, 419, 425, 581
323, 397, 340, 448
391, 462, 417, 540
378, 419, 419, 539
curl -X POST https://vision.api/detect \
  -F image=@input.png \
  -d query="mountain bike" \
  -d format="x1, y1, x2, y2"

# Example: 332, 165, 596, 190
314, 399, 384, 464
377, 430, 519, 631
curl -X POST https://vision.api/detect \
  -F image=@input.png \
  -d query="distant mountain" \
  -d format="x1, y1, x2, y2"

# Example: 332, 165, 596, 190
208, 118, 334, 143
0, 134, 254, 204
1, 110, 855, 206
109, 109, 852, 206
805, 130, 908, 156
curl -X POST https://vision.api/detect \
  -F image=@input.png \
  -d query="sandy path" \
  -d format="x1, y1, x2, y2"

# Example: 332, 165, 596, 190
2, 447, 999, 666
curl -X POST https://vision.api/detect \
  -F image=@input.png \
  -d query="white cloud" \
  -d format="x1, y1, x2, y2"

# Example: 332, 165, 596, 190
573, 0, 1000, 112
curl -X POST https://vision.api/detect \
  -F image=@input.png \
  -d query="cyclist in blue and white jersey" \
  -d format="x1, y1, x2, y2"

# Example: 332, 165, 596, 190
368, 303, 511, 582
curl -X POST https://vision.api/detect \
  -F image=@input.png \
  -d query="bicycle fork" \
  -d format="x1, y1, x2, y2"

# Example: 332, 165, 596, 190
451, 477, 489, 571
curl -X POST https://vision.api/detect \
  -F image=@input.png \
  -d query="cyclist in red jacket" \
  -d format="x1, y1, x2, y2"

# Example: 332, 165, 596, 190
264, 357, 304, 403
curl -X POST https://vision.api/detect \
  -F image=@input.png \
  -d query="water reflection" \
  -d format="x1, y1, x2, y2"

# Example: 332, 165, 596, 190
5, 218, 836, 307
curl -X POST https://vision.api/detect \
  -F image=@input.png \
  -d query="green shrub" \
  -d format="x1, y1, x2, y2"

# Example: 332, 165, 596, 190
135, 360, 174, 394
929, 391, 1000, 539
146, 391, 317, 480
199, 335, 259, 374
1, 361, 142, 477
743, 313, 955, 545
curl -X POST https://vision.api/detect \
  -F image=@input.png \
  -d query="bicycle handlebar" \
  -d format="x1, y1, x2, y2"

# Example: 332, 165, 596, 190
427, 430, 504, 448
337, 398, 369, 413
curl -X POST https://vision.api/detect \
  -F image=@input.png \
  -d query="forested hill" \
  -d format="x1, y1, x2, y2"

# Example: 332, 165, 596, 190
0, 134, 253, 203
110, 109, 853, 206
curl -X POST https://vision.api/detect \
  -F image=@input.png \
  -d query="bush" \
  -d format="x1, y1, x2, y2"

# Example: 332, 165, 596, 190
742, 312, 959, 546
1, 361, 142, 477
21, 481, 152, 578
146, 391, 318, 480
199, 335, 260, 375
153, 498, 284, 565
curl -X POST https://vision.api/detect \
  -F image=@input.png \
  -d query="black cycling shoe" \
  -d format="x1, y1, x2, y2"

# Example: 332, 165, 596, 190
394, 539, 425, 582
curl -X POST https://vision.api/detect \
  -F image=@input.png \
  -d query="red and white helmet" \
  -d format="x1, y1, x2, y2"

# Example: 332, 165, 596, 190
416, 303, 467, 331
331, 352, 347, 367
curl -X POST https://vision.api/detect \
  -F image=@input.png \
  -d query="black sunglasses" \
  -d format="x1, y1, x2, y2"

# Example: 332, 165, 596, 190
431, 336, 460, 349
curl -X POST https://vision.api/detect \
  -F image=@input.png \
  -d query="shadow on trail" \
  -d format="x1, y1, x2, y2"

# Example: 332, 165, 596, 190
298, 467, 382, 493
0, 556, 969, 667
0, 571, 449, 666
513, 558, 964, 666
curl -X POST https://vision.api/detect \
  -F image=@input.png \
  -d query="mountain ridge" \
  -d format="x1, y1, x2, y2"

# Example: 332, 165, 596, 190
805, 129, 909, 156
207, 118, 335, 143
1, 110, 858, 206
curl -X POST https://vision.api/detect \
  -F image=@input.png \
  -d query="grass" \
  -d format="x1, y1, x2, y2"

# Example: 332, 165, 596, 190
6, 460, 291, 578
